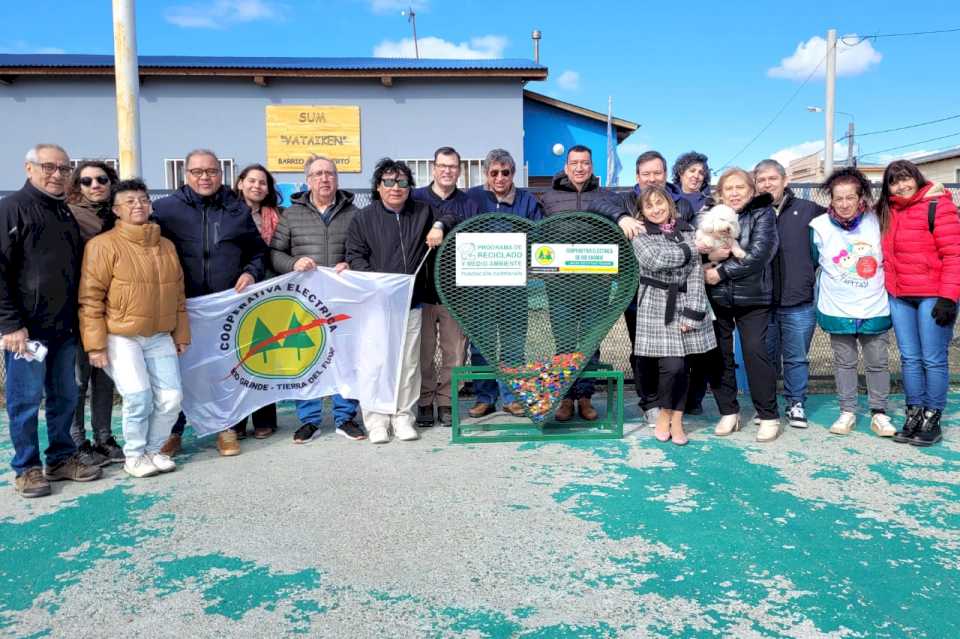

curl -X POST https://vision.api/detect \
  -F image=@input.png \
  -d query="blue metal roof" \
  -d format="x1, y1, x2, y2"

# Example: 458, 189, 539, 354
0, 53, 545, 72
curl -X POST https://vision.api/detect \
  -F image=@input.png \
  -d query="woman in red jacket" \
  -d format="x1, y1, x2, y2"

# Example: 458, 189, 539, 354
879, 160, 960, 446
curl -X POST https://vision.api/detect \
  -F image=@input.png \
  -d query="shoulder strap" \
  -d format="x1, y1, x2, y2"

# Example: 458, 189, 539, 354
928, 200, 937, 234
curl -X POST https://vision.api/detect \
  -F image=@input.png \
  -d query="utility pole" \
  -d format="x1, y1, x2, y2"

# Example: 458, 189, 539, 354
847, 121, 856, 167
112, 0, 142, 178
401, 7, 419, 59
823, 28, 837, 178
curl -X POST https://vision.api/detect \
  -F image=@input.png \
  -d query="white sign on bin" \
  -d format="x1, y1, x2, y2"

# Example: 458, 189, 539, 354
455, 233, 527, 286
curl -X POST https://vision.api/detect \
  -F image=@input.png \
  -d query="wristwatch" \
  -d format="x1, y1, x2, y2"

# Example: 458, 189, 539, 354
432, 221, 444, 230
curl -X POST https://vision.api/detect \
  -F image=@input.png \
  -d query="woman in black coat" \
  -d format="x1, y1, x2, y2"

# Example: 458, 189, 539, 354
701, 168, 781, 442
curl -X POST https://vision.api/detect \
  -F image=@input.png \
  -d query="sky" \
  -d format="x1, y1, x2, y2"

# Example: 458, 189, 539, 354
3, 0, 960, 184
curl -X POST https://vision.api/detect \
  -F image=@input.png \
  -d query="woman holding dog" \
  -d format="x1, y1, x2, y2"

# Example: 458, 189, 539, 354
632, 186, 716, 444
701, 168, 781, 441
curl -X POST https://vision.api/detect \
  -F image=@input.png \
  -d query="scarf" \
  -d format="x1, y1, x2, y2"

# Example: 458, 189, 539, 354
659, 220, 677, 234
828, 202, 866, 231
68, 198, 114, 241
257, 206, 280, 244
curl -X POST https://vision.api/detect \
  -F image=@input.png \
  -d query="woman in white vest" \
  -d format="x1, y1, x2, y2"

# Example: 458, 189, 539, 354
810, 168, 894, 436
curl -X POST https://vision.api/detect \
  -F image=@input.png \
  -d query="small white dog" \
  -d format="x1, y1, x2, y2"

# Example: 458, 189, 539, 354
695, 204, 746, 259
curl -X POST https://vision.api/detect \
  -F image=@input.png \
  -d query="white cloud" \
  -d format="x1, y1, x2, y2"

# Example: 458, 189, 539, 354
367, 0, 428, 14
555, 70, 580, 91
373, 35, 507, 59
768, 34, 882, 80
164, 0, 285, 29
769, 139, 851, 168
0, 40, 65, 54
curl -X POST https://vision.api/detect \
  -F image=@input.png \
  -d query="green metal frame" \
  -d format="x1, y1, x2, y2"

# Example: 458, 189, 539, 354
450, 365, 624, 443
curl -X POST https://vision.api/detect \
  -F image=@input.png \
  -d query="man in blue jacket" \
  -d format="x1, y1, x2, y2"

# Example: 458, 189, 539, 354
153, 149, 267, 457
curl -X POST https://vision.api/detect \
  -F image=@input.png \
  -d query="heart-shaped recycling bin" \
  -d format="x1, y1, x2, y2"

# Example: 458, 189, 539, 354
435, 212, 639, 422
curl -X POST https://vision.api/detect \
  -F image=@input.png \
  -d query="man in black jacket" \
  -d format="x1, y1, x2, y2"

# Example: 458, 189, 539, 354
153, 149, 267, 457
1, 144, 102, 498
345, 158, 455, 444
754, 159, 825, 429
621, 151, 696, 223
540, 146, 639, 422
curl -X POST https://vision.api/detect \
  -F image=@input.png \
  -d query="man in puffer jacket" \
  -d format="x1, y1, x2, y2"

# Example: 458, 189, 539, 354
152, 149, 267, 457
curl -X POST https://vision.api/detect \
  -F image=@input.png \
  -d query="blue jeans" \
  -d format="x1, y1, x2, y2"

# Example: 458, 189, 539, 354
5, 336, 79, 475
296, 395, 358, 427
470, 344, 515, 406
889, 296, 955, 410
766, 303, 816, 404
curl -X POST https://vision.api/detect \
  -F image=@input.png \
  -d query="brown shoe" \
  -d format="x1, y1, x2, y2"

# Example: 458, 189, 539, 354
160, 434, 182, 457
217, 430, 241, 456
578, 398, 598, 421
253, 426, 275, 439
44, 454, 102, 483
468, 402, 495, 418
504, 402, 526, 417
554, 399, 574, 422
15, 467, 51, 498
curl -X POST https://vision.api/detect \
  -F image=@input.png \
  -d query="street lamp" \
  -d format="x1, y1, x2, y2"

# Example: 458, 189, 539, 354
808, 106, 857, 167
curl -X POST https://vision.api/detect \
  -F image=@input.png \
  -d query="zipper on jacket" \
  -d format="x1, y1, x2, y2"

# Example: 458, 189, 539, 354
201, 205, 210, 292
395, 212, 409, 273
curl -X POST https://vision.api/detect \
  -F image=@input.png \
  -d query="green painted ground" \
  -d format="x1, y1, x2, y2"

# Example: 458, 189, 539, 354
1, 395, 959, 637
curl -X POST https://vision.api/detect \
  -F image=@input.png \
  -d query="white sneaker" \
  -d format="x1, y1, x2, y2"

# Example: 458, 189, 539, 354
753, 414, 761, 426
756, 418, 782, 442
368, 426, 390, 444
394, 421, 420, 441
124, 455, 159, 478
715, 413, 741, 436
870, 412, 896, 437
786, 402, 808, 429
149, 453, 176, 473
644, 407, 660, 428
829, 412, 857, 435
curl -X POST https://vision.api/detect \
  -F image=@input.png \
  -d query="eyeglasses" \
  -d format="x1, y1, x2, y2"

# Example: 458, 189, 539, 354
488, 169, 512, 178
434, 163, 459, 172
116, 197, 152, 208
80, 175, 110, 187
381, 178, 410, 188
308, 170, 336, 180
33, 162, 72, 176
188, 168, 221, 178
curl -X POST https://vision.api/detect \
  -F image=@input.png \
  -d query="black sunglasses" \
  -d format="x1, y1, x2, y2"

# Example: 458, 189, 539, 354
80, 176, 111, 187
381, 178, 410, 188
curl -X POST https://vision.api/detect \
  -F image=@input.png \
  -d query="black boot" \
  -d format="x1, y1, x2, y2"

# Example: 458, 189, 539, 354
893, 405, 924, 443
910, 409, 943, 447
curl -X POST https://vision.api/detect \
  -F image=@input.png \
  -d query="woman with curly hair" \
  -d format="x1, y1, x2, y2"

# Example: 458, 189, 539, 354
879, 160, 960, 446
811, 168, 893, 436
670, 151, 713, 213
65, 161, 122, 467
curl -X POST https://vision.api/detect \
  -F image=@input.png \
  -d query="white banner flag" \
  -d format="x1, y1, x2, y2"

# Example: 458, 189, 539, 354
179, 268, 415, 436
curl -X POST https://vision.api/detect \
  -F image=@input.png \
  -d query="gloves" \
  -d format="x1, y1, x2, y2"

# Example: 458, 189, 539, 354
931, 297, 958, 326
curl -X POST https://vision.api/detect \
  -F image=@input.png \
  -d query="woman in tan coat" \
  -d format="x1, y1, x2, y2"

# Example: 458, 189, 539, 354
78, 179, 190, 478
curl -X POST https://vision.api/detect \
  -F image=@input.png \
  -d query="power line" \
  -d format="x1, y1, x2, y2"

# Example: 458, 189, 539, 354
852, 113, 960, 139
718, 47, 830, 170
859, 131, 960, 158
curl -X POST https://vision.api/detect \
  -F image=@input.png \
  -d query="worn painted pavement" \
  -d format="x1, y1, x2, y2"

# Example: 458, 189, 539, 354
2, 393, 959, 638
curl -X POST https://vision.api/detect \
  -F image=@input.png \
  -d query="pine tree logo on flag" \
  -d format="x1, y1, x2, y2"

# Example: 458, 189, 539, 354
234, 296, 331, 379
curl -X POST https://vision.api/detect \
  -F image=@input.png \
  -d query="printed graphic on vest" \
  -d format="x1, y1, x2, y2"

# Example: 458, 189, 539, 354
832, 240, 879, 286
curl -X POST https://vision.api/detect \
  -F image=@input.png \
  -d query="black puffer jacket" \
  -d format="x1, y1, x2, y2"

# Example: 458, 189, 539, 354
708, 192, 780, 308
0, 181, 83, 339
771, 188, 825, 307
271, 189, 357, 272
540, 172, 628, 221
345, 198, 456, 307
621, 184, 696, 223
153, 185, 267, 297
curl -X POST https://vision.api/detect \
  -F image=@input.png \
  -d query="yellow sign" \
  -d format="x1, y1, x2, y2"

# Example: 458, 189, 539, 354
265, 105, 361, 173
236, 297, 327, 379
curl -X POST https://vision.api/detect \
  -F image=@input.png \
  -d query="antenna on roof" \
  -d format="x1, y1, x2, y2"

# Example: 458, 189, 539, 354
400, 7, 420, 59
532, 29, 542, 64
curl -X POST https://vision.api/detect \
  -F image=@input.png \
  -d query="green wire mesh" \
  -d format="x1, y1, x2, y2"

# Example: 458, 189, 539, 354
435, 212, 640, 421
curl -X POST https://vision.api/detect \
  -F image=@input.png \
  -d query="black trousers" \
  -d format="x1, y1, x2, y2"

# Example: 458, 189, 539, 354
686, 348, 721, 410
712, 305, 779, 419
72, 352, 116, 445
623, 303, 641, 397
172, 403, 277, 436
637, 356, 689, 411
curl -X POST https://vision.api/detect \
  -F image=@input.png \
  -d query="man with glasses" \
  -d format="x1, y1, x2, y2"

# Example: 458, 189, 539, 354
464, 149, 542, 418
411, 147, 478, 427
270, 154, 365, 443
345, 158, 456, 444
153, 148, 267, 458
1, 144, 103, 498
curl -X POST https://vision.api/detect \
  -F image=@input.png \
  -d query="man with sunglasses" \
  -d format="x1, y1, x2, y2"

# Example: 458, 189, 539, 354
152, 148, 268, 458
411, 147, 478, 427
1, 144, 103, 498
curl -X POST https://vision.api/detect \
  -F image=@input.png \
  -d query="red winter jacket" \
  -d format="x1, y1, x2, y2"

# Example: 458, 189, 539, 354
882, 182, 960, 300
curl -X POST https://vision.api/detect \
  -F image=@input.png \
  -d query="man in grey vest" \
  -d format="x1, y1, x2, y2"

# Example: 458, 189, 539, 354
271, 155, 365, 443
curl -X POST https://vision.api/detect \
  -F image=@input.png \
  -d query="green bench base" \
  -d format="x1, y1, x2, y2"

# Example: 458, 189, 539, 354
450, 365, 624, 443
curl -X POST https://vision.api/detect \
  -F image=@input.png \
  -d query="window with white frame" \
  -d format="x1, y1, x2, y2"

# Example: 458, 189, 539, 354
400, 159, 484, 189
164, 158, 235, 189
70, 158, 119, 171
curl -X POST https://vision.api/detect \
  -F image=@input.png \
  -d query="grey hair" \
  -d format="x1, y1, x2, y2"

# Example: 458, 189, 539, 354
25, 144, 68, 163
753, 158, 787, 177
484, 148, 515, 172
303, 154, 338, 178
185, 148, 219, 167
